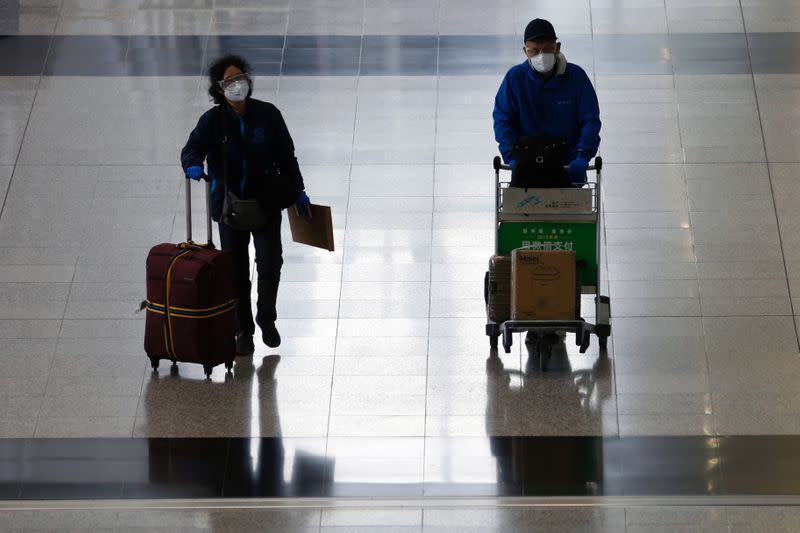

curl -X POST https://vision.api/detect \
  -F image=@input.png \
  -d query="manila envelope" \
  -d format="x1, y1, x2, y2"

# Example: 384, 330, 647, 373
287, 204, 335, 252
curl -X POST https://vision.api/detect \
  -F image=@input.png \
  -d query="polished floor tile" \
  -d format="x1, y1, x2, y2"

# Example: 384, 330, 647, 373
212, 8, 290, 36
703, 316, 798, 354
423, 507, 625, 532
667, 2, 744, 33
0, 37, 50, 76
727, 507, 800, 533
364, 4, 438, 35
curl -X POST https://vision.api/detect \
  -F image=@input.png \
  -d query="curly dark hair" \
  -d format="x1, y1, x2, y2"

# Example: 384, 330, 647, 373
207, 54, 253, 105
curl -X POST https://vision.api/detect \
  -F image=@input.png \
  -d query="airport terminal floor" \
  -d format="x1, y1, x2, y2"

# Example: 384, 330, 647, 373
3, 0, 800, 530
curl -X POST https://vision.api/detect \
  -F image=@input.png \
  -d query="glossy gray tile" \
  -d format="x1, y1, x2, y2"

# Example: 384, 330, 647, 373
670, 33, 751, 75
4, 32, 800, 76
0, 36, 50, 75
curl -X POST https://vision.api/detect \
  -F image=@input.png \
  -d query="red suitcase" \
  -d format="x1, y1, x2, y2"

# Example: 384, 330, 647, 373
143, 178, 236, 378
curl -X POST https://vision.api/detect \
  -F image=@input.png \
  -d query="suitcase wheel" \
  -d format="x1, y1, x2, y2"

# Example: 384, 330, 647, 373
489, 334, 499, 349
203, 364, 213, 379
225, 360, 234, 372
149, 357, 159, 371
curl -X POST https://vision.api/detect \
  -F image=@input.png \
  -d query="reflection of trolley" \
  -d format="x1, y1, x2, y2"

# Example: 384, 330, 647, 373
484, 156, 611, 368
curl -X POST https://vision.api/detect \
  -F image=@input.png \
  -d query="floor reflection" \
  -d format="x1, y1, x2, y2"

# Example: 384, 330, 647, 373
223, 355, 286, 497
485, 335, 615, 495
226, 355, 335, 498
486, 333, 614, 433
137, 355, 334, 498
112, 334, 728, 498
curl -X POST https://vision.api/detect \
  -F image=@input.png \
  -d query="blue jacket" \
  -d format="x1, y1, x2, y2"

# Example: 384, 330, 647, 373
493, 58, 601, 166
180, 98, 304, 221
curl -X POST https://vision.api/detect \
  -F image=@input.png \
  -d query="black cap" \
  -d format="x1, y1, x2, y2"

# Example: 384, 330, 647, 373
524, 18, 557, 42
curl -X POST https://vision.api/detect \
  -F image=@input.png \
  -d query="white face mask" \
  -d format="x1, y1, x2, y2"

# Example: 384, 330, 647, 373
529, 52, 556, 73
224, 79, 249, 102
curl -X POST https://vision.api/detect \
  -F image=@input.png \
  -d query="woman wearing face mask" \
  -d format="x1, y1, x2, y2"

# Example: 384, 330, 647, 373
493, 18, 601, 188
181, 55, 310, 355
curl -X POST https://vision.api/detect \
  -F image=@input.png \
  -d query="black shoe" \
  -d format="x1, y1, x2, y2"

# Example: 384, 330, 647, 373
235, 333, 255, 355
262, 322, 281, 348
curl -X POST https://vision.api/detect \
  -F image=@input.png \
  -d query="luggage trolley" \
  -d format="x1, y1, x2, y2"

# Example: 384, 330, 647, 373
484, 156, 611, 367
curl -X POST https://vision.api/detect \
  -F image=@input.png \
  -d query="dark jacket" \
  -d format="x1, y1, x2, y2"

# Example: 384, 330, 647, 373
493, 56, 601, 167
180, 98, 304, 221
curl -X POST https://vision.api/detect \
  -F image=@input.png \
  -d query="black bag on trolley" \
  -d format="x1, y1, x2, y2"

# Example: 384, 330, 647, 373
510, 135, 571, 188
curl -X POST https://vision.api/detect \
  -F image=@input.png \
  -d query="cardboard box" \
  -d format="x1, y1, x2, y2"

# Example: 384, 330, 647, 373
287, 204, 335, 251
511, 250, 576, 321
497, 220, 597, 286
487, 255, 512, 323
502, 187, 592, 214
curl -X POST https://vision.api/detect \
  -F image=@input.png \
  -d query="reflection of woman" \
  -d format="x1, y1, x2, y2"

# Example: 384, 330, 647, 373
181, 55, 311, 356
219, 356, 333, 498
227, 355, 285, 497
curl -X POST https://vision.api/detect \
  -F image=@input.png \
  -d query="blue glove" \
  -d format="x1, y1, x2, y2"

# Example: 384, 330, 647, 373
567, 156, 588, 184
296, 191, 311, 217
186, 165, 203, 181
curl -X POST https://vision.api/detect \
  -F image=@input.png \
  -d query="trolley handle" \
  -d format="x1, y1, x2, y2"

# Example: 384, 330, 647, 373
493, 155, 603, 172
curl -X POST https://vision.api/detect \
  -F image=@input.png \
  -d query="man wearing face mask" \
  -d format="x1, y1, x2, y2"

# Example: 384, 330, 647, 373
493, 18, 601, 187
181, 55, 310, 355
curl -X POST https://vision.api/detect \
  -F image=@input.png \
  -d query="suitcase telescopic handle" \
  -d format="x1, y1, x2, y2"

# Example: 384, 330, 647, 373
185, 174, 214, 248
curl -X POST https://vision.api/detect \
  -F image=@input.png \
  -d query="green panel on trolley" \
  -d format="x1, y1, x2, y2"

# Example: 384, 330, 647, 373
498, 221, 597, 285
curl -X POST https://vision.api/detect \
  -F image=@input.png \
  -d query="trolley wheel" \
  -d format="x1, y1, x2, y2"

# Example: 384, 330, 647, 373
149, 357, 159, 371
579, 330, 591, 353
203, 364, 213, 379
502, 328, 513, 354
598, 335, 608, 351
225, 360, 234, 372
489, 334, 499, 349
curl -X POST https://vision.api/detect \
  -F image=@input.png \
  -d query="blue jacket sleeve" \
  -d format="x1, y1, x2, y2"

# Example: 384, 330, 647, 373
492, 73, 519, 166
575, 73, 601, 159
180, 110, 214, 172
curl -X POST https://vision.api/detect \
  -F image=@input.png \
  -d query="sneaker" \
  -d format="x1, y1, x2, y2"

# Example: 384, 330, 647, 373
262, 322, 281, 348
235, 333, 255, 355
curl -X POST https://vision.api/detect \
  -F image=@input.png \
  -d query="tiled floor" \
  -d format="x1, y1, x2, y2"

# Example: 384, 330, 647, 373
1, 0, 800, 450
5, 1, 800, 529
3, 504, 800, 532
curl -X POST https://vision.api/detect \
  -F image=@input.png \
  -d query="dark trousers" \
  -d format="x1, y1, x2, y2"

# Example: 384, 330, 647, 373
219, 215, 283, 336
